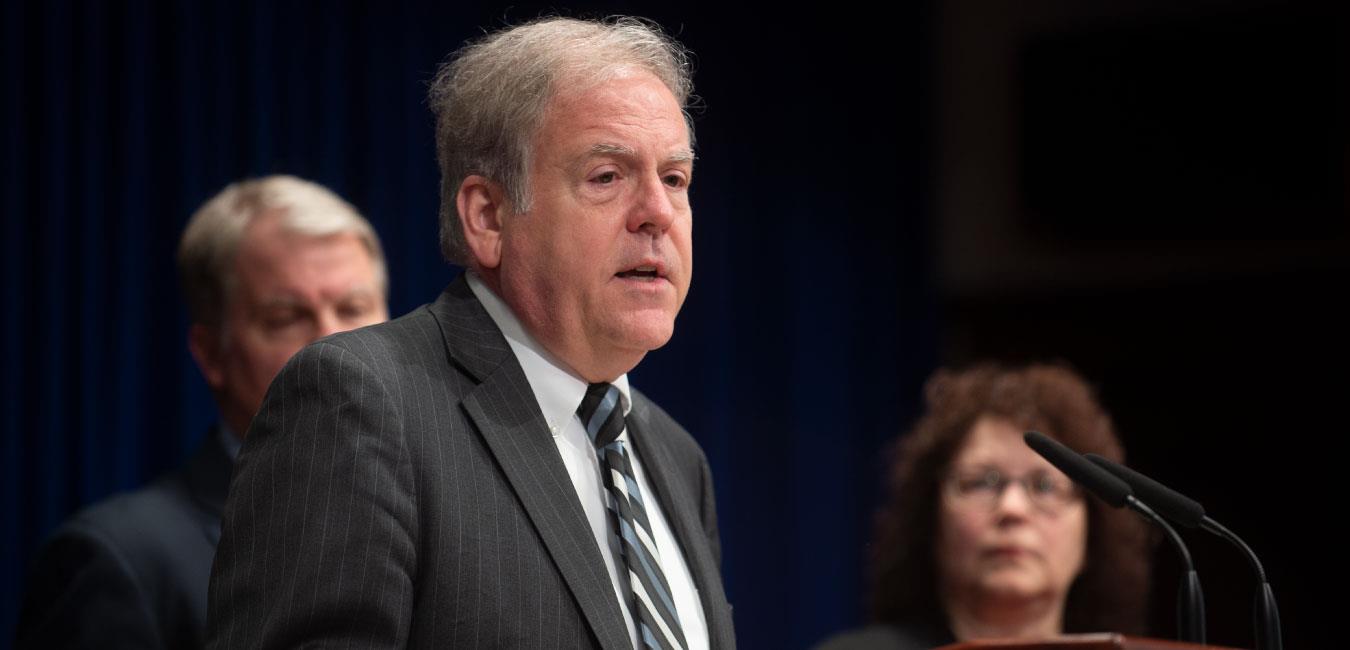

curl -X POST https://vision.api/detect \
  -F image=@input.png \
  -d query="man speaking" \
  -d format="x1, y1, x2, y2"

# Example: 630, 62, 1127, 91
205, 17, 734, 650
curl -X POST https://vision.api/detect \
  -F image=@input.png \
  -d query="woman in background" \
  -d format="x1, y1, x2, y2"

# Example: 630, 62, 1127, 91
818, 363, 1153, 649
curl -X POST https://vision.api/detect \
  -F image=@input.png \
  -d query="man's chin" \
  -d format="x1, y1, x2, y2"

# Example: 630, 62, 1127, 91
606, 316, 677, 353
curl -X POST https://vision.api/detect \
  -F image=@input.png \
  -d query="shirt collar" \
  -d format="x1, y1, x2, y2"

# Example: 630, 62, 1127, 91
218, 423, 243, 461
465, 271, 631, 434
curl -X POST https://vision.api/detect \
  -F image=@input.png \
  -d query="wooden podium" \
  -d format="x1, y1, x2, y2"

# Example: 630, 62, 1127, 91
936, 633, 1242, 650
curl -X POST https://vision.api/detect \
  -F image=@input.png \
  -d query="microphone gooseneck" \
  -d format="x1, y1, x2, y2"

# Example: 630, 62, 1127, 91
1086, 452, 1282, 650
1124, 495, 1205, 644
1023, 432, 1206, 645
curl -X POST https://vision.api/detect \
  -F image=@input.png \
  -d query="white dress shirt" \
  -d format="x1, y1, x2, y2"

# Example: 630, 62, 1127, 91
467, 272, 709, 650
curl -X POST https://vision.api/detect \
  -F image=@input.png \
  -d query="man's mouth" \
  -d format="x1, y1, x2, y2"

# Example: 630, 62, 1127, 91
616, 265, 662, 281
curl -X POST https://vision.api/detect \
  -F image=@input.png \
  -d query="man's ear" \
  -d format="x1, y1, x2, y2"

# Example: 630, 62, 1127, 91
188, 323, 225, 391
457, 175, 508, 270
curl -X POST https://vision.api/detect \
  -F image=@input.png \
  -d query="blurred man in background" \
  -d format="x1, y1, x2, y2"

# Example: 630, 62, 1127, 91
16, 175, 390, 649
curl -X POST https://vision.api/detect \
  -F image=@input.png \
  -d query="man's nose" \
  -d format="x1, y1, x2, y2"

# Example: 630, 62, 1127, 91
628, 173, 678, 234
314, 312, 344, 340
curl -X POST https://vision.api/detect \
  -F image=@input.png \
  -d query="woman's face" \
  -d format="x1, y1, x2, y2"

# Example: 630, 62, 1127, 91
936, 416, 1088, 609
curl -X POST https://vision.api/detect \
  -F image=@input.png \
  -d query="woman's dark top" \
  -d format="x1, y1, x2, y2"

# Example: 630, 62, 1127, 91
812, 621, 955, 650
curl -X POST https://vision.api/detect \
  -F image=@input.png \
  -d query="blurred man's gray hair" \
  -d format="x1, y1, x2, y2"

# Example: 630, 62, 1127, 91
177, 174, 389, 327
427, 16, 695, 266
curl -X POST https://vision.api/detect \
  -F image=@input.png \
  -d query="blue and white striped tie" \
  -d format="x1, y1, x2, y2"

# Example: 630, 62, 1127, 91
577, 382, 687, 650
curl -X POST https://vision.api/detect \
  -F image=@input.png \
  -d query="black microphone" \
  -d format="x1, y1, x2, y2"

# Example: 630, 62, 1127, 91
1085, 453, 1204, 527
1022, 431, 1131, 506
1086, 454, 1283, 650
1023, 432, 1206, 644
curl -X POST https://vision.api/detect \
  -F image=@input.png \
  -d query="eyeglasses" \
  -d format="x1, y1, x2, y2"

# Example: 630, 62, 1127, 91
944, 468, 1081, 513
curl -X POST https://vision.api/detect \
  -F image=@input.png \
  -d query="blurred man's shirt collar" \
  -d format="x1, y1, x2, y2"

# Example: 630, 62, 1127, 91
218, 424, 243, 461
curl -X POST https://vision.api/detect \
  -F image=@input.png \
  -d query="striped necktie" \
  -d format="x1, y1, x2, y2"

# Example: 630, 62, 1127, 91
577, 382, 688, 650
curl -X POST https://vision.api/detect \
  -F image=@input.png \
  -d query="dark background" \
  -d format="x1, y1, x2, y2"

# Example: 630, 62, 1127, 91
2, 1, 1345, 648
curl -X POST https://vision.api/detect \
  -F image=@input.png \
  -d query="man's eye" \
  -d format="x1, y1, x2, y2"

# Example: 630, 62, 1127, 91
663, 173, 687, 188
262, 314, 302, 330
592, 171, 618, 184
339, 303, 371, 320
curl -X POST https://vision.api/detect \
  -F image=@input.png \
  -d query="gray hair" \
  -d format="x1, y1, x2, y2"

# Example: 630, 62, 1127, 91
427, 16, 695, 265
177, 174, 389, 327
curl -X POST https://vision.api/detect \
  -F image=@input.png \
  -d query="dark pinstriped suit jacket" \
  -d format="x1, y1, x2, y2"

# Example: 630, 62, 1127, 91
204, 275, 735, 649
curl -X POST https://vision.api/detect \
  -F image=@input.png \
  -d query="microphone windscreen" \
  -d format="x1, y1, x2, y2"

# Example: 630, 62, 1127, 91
1086, 453, 1207, 528
1024, 431, 1133, 508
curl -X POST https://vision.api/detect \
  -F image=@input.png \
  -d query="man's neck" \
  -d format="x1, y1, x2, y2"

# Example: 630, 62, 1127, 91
464, 269, 640, 382
464, 270, 635, 437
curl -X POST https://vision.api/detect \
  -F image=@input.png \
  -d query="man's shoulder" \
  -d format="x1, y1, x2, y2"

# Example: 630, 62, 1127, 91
288, 301, 452, 387
52, 468, 210, 564
318, 301, 442, 359
19, 467, 213, 649
24, 463, 216, 614
299, 279, 500, 380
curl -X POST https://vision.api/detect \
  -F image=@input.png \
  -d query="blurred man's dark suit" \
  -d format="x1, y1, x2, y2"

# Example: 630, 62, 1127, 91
16, 432, 232, 649
205, 276, 735, 649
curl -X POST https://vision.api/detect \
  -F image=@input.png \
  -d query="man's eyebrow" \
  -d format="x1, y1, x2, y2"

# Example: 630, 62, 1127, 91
590, 143, 636, 157
586, 143, 696, 163
668, 148, 696, 164
338, 286, 380, 300
254, 296, 305, 312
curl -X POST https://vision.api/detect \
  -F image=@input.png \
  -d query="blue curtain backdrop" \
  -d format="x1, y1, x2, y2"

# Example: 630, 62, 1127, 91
1, 2, 936, 647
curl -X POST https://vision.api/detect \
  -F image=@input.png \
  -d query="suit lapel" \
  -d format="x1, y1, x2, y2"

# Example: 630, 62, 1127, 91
429, 276, 632, 650
627, 399, 734, 650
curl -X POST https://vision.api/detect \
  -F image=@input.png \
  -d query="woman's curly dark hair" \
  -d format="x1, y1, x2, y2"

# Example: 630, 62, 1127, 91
868, 362, 1152, 634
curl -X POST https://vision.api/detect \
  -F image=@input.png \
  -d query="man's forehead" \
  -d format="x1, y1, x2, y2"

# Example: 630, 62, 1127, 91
250, 283, 377, 307
233, 231, 377, 294
543, 71, 687, 131
237, 273, 380, 311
